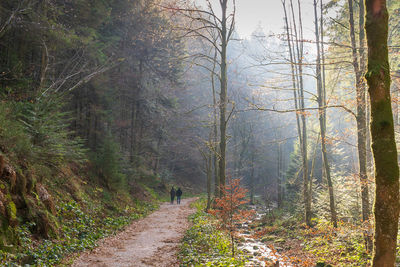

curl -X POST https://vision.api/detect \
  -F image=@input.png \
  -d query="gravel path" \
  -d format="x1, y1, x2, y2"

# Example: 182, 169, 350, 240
72, 198, 197, 267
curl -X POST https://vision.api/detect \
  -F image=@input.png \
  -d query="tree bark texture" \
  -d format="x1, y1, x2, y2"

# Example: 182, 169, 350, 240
218, 0, 228, 196
348, 0, 372, 251
314, 0, 337, 228
365, 0, 400, 265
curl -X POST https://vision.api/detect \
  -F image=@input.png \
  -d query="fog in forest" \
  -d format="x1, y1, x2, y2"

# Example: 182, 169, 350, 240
1, 0, 400, 265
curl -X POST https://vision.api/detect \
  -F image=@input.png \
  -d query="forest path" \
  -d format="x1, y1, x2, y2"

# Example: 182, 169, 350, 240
72, 197, 197, 267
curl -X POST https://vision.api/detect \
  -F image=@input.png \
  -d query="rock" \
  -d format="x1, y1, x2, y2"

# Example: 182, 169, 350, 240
0, 191, 9, 221
0, 155, 4, 177
261, 257, 273, 266
0, 199, 5, 217
36, 184, 56, 215
36, 210, 51, 237
316, 263, 332, 267
243, 248, 250, 254
2, 165, 16, 189
6, 200, 17, 227
0, 191, 5, 204
261, 235, 277, 242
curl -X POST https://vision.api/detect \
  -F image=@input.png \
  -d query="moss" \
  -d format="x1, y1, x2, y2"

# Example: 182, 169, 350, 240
0, 226, 18, 252
15, 171, 27, 195
26, 174, 36, 194
370, 100, 399, 184
6, 200, 17, 221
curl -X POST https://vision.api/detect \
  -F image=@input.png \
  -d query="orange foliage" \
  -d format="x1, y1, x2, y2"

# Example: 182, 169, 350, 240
209, 178, 254, 256
209, 178, 254, 232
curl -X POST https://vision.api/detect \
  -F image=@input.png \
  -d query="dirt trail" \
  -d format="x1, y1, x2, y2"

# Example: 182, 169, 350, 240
72, 198, 197, 267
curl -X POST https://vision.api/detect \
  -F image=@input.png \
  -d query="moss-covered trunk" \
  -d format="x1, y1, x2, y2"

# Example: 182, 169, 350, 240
365, 0, 400, 265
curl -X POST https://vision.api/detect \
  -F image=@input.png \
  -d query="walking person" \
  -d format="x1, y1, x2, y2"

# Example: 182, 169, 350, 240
176, 188, 182, 204
170, 187, 176, 204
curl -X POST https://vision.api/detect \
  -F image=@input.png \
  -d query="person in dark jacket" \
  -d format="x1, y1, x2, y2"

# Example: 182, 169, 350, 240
170, 187, 176, 204
176, 188, 182, 204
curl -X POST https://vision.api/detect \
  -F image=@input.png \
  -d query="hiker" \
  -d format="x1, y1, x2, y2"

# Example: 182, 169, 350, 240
176, 188, 182, 204
170, 187, 176, 204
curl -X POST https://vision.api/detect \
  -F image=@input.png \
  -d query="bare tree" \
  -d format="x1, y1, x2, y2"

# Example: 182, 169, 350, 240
282, 0, 311, 226
313, 0, 337, 227
166, 0, 236, 196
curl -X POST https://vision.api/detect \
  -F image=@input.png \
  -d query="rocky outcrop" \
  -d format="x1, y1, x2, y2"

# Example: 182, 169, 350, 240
0, 155, 57, 245
36, 184, 56, 215
2, 164, 16, 190
0, 154, 4, 177
0, 191, 6, 217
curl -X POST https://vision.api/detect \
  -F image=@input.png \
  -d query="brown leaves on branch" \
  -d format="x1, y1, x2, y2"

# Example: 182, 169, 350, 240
209, 178, 254, 256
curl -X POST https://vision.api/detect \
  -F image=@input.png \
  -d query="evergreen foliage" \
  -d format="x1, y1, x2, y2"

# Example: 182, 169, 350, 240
92, 135, 126, 190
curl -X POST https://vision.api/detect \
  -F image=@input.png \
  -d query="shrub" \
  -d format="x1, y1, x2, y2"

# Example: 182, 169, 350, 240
209, 179, 254, 257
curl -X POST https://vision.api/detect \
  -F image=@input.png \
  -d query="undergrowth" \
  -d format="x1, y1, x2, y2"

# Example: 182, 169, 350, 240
179, 198, 247, 267
300, 220, 370, 266
255, 210, 372, 266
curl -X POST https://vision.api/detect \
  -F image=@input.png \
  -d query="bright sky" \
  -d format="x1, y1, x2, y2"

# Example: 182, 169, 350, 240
235, 0, 286, 37
198, 0, 320, 39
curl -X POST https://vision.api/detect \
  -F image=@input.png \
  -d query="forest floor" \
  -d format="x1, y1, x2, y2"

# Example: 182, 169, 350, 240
71, 197, 197, 267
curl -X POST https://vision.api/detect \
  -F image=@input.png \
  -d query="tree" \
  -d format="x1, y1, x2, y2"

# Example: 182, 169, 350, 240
210, 178, 254, 256
282, 0, 311, 226
365, 0, 400, 265
313, 0, 337, 228
168, 0, 236, 196
347, 0, 371, 250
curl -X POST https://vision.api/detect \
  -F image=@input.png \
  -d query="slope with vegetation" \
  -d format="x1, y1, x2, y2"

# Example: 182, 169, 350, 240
1, 0, 400, 266
0, 0, 195, 265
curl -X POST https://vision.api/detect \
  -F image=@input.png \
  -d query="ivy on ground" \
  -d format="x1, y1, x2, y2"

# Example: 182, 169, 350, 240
0, 200, 157, 266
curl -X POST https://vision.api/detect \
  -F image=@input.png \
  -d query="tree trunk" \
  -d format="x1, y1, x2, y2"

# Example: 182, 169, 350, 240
283, 0, 311, 226
365, 0, 400, 265
212, 59, 220, 199
314, 0, 337, 228
250, 145, 255, 205
277, 142, 282, 208
206, 147, 212, 211
348, 0, 372, 250
130, 59, 143, 166
218, 0, 228, 196
310, 133, 320, 210
290, 0, 311, 227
